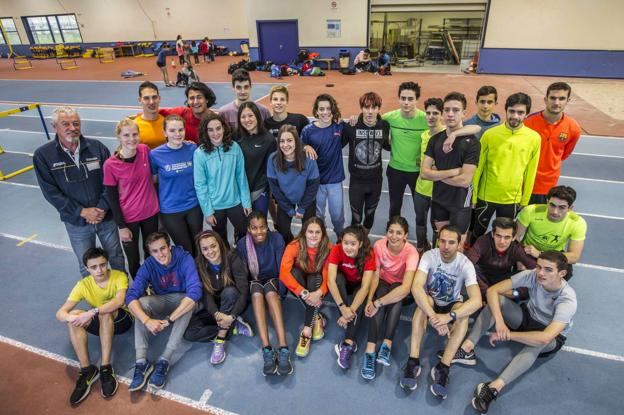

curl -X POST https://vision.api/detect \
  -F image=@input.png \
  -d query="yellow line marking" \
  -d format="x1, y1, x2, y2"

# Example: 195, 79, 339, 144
16, 233, 38, 246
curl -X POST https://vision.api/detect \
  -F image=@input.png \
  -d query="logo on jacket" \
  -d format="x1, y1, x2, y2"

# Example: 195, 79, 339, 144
558, 132, 568, 142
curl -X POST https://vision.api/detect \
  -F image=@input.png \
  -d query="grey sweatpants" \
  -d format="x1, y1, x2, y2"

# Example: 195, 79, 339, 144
466, 296, 558, 385
134, 292, 194, 362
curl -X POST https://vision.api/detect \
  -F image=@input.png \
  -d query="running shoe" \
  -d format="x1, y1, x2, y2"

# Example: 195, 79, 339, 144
361, 352, 376, 380
376, 342, 392, 366
210, 339, 227, 365
312, 313, 326, 341
232, 316, 254, 337
335, 340, 357, 370
262, 347, 277, 376
430, 362, 450, 399
277, 347, 294, 375
295, 333, 311, 358
400, 360, 421, 391
99, 364, 118, 398
148, 358, 170, 389
472, 382, 498, 413
436, 347, 477, 366
128, 360, 153, 392
69, 365, 99, 405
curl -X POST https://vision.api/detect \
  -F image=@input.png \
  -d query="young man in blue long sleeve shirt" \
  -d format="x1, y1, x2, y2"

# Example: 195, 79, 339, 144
125, 231, 201, 391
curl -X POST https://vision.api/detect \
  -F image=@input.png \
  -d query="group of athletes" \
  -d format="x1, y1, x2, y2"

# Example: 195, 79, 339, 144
34, 68, 585, 413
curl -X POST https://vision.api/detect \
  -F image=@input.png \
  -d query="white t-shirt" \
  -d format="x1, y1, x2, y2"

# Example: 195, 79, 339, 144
418, 249, 477, 306
511, 270, 577, 336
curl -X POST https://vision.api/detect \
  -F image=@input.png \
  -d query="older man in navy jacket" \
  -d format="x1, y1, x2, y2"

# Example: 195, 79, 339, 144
33, 106, 124, 276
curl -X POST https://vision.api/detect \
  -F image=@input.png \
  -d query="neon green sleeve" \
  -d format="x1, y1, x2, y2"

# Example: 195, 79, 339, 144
521, 134, 541, 206
472, 134, 488, 205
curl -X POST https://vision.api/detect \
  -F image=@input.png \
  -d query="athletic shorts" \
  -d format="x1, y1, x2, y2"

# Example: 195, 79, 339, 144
430, 201, 472, 233
250, 278, 285, 297
433, 300, 461, 314
156, 62, 166, 68
85, 308, 133, 336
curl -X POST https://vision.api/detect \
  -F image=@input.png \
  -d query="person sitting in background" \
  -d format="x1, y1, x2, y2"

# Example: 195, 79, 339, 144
56, 248, 131, 405
176, 61, 200, 87
377, 47, 391, 75
354, 48, 372, 72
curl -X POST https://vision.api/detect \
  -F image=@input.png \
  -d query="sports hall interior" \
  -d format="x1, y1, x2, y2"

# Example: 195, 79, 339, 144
0, 0, 622, 414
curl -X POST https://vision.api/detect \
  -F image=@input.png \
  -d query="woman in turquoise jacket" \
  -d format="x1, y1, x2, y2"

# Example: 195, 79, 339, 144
193, 113, 251, 247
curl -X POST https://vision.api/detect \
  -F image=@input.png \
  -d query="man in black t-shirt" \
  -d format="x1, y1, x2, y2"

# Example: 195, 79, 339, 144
342, 91, 391, 229
421, 92, 480, 249
264, 85, 309, 138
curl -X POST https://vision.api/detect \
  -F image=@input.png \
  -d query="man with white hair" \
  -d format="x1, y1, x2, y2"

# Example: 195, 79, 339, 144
33, 106, 125, 277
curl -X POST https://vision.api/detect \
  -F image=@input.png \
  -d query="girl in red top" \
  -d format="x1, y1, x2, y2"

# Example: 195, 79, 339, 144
361, 216, 419, 380
327, 224, 376, 370
279, 217, 331, 358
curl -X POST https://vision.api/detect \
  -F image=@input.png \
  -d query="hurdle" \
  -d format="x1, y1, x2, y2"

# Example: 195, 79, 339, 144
12, 56, 33, 71
57, 57, 79, 70
0, 104, 51, 181
98, 47, 116, 63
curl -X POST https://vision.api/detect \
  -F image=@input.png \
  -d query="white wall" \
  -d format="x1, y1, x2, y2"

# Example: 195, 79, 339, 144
0, 0, 249, 43
484, 0, 624, 50
245, 0, 369, 47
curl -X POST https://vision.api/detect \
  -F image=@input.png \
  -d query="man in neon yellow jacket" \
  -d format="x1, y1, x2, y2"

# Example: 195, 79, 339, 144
470, 93, 540, 243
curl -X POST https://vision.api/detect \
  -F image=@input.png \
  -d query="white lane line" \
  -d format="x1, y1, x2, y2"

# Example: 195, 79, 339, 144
0, 128, 117, 141
561, 346, 624, 362
574, 263, 624, 274
573, 152, 624, 159
0, 100, 143, 110
0, 232, 72, 251
0, 78, 279, 85
560, 176, 624, 185
576, 212, 624, 221
0, 335, 236, 415
11, 113, 119, 123
1, 149, 33, 156
0, 181, 39, 189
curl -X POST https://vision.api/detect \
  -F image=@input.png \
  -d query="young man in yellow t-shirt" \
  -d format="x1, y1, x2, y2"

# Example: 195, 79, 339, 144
56, 248, 131, 406
516, 185, 586, 280
134, 81, 166, 149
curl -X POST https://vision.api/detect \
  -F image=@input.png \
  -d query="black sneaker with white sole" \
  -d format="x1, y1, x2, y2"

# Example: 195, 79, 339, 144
472, 382, 498, 413
436, 347, 476, 366
399, 359, 421, 390
70, 365, 99, 405
99, 364, 118, 398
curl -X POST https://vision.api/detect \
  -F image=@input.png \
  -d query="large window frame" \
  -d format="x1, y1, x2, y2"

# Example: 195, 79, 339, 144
0, 17, 22, 45
24, 13, 82, 44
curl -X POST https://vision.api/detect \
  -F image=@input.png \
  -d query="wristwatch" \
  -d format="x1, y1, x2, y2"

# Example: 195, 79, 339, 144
166, 316, 174, 325
300, 289, 310, 299
449, 311, 457, 322
92, 307, 100, 316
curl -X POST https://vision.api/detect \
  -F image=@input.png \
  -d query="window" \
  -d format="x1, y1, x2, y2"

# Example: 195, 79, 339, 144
0, 17, 22, 45
25, 14, 82, 44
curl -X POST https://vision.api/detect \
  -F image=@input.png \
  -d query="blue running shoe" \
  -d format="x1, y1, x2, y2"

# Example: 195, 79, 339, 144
128, 360, 153, 392
376, 343, 392, 366
430, 362, 450, 399
361, 352, 376, 380
148, 358, 170, 389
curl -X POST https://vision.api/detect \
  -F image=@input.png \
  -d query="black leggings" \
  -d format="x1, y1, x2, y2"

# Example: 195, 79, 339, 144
367, 280, 412, 344
413, 192, 431, 248
212, 204, 248, 248
183, 286, 241, 342
335, 273, 364, 341
123, 213, 159, 278
386, 165, 418, 220
292, 268, 323, 328
349, 178, 382, 230
275, 202, 316, 245
472, 199, 521, 242
160, 205, 203, 256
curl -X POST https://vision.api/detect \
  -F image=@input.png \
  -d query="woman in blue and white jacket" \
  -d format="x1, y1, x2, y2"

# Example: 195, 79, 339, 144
267, 124, 320, 244
193, 113, 251, 247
